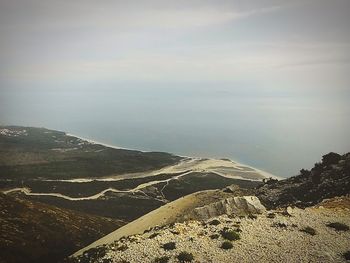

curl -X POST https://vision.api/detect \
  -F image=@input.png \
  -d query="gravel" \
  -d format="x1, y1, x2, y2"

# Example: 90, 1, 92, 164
99, 206, 350, 263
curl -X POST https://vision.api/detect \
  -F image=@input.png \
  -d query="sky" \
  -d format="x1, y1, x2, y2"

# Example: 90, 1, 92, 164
0, 0, 349, 91
0, 0, 350, 176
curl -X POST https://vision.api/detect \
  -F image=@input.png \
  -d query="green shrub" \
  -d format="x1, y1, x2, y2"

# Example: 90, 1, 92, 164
220, 241, 233, 250
209, 219, 221, 225
267, 213, 276, 219
209, 234, 219, 239
248, 214, 257, 220
300, 226, 316, 236
343, 251, 350, 260
272, 222, 287, 228
149, 232, 160, 239
326, 222, 349, 231
177, 251, 194, 262
154, 256, 170, 263
162, 242, 176, 250
221, 229, 240, 241
116, 244, 128, 251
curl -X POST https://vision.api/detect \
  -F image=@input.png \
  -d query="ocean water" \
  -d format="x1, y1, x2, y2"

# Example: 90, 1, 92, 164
1, 85, 349, 177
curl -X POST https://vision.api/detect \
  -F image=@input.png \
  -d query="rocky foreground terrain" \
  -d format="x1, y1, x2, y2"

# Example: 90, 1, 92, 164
79, 198, 350, 263
71, 152, 350, 263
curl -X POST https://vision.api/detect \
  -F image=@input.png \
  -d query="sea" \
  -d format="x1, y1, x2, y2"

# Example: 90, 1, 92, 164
1, 85, 349, 177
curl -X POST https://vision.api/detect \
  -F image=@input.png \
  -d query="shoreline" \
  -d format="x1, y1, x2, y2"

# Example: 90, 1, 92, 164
66, 131, 282, 180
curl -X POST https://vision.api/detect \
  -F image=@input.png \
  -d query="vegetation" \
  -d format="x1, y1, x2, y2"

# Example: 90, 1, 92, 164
209, 219, 221, 225
116, 244, 128, 251
326, 222, 349, 231
256, 152, 350, 209
300, 226, 317, 236
221, 241, 233, 250
177, 251, 194, 262
209, 234, 220, 239
0, 126, 181, 180
267, 213, 276, 218
149, 233, 160, 239
343, 251, 350, 260
248, 214, 257, 220
162, 242, 176, 251
272, 222, 287, 228
154, 256, 170, 263
160, 172, 261, 201
221, 229, 240, 241
0, 193, 120, 263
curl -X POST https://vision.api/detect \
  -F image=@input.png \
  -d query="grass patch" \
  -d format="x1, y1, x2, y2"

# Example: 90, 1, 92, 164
220, 241, 233, 250
300, 226, 316, 236
209, 234, 219, 239
154, 256, 170, 263
343, 251, 350, 260
272, 222, 287, 228
326, 222, 349, 231
248, 214, 257, 220
149, 232, 160, 239
209, 219, 221, 225
177, 251, 194, 262
162, 242, 176, 251
221, 229, 240, 241
267, 213, 276, 219
116, 244, 128, 251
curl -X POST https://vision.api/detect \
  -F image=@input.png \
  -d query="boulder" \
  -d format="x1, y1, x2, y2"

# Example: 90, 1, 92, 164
193, 196, 266, 220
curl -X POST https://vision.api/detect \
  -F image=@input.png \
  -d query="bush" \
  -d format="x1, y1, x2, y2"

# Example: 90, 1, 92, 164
116, 244, 128, 251
149, 232, 160, 239
343, 251, 350, 260
209, 219, 221, 225
300, 226, 316, 236
209, 234, 219, 239
248, 214, 257, 220
154, 256, 170, 263
272, 222, 287, 228
267, 213, 276, 219
220, 241, 233, 250
177, 251, 194, 262
326, 222, 349, 231
221, 229, 240, 241
162, 242, 176, 250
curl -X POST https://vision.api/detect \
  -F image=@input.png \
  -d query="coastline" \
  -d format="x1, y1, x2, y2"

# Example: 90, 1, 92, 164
66, 132, 143, 152
66, 131, 282, 180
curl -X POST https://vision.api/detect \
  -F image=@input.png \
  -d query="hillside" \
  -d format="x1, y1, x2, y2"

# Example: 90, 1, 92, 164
1, 126, 267, 223
0, 126, 276, 263
0, 193, 124, 263
256, 152, 350, 209
70, 152, 350, 263
73, 199, 350, 263
0, 126, 182, 180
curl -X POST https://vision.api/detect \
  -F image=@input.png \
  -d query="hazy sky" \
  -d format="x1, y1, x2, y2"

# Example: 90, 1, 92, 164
1, 0, 349, 93
0, 0, 350, 176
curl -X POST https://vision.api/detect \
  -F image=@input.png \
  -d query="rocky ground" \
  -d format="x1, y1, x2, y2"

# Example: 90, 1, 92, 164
81, 200, 350, 263
256, 152, 350, 209
71, 152, 350, 263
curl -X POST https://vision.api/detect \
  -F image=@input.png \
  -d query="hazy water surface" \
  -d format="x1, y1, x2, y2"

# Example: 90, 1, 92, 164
1, 86, 349, 177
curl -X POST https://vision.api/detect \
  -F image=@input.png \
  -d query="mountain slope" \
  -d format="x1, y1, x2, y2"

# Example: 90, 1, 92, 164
71, 152, 350, 263
0, 126, 182, 180
256, 152, 350, 209
77, 202, 350, 263
0, 193, 124, 263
